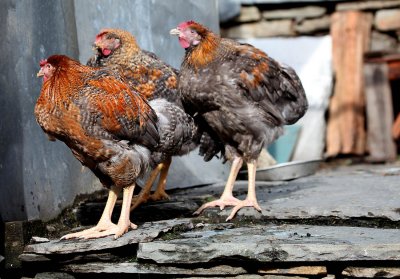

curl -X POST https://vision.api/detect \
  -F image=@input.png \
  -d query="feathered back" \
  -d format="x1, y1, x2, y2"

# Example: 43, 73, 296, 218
87, 28, 180, 104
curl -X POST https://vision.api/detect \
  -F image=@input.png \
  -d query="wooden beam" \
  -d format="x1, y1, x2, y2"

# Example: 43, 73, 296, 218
364, 63, 396, 162
393, 113, 400, 140
326, 11, 372, 157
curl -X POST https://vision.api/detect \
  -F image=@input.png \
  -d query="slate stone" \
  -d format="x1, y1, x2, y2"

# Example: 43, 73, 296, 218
236, 6, 262, 23
23, 219, 193, 255
31, 237, 50, 244
370, 31, 400, 53
62, 262, 248, 275
182, 166, 400, 222
259, 266, 327, 276
336, 1, 400, 11
138, 224, 400, 264
374, 9, 400, 31
262, 6, 326, 20
34, 272, 75, 279
241, 0, 343, 3
295, 16, 331, 34
342, 267, 400, 278
186, 276, 307, 279
222, 23, 259, 38
256, 20, 295, 37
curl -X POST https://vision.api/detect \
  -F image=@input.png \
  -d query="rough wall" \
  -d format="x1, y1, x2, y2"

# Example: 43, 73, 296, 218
0, 0, 220, 222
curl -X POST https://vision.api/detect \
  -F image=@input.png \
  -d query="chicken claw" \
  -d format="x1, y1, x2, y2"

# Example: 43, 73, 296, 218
149, 188, 170, 201
226, 198, 262, 221
61, 221, 137, 240
193, 195, 241, 215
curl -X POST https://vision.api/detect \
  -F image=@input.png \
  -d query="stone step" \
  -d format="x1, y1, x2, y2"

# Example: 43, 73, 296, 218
138, 224, 400, 264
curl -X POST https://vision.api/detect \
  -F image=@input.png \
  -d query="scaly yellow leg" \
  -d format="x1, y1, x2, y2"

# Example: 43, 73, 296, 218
149, 158, 171, 201
61, 186, 120, 240
194, 156, 243, 215
130, 164, 163, 211
226, 159, 262, 221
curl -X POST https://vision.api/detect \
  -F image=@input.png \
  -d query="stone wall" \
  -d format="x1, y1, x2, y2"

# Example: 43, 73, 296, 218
221, 0, 400, 53
0, 0, 219, 222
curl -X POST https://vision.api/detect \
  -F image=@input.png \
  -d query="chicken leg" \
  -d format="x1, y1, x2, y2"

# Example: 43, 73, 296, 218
193, 156, 243, 215
61, 186, 120, 240
61, 184, 137, 240
226, 159, 262, 221
130, 159, 171, 211
149, 158, 171, 201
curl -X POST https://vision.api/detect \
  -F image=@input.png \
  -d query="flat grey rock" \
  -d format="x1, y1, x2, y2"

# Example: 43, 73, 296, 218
34, 272, 75, 279
24, 219, 192, 255
138, 224, 400, 264
178, 165, 400, 222
62, 262, 247, 275
342, 267, 400, 278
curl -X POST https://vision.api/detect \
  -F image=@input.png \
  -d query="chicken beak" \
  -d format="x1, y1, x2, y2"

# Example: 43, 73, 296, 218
170, 28, 181, 36
37, 69, 44, 78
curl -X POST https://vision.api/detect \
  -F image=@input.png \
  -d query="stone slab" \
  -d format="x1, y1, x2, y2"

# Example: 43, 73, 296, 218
262, 6, 326, 20
236, 6, 262, 23
295, 15, 331, 34
62, 262, 248, 275
374, 9, 400, 31
259, 266, 327, 276
342, 267, 400, 278
337, 1, 400, 11
23, 219, 192, 255
34, 272, 75, 279
138, 224, 400, 264
176, 164, 400, 222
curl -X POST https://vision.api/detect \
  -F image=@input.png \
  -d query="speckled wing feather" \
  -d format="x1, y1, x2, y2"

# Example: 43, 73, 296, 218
75, 67, 159, 148
232, 41, 308, 125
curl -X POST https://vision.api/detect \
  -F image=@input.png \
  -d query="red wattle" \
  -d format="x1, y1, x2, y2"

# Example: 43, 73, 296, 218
102, 48, 112, 56
179, 37, 190, 49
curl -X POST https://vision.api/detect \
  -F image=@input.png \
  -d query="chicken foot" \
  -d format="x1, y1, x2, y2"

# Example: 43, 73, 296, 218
61, 184, 137, 240
193, 156, 243, 215
149, 158, 171, 201
130, 159, 171, 211
226, 159, 262, 221
61, 186, 120, 240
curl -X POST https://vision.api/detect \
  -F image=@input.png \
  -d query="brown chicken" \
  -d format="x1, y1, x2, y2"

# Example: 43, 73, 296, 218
35, 55, 198, 239
170, 21, 308, 220
87, 28, 207, 210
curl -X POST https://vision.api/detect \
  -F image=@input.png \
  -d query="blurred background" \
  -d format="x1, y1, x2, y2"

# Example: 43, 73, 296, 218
1, 0, 399, 225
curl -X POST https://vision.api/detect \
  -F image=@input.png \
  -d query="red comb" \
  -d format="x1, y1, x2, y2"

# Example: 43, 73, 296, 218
39, 59, 47, 67
95, 31, 107, 41
178, 20, 196, 29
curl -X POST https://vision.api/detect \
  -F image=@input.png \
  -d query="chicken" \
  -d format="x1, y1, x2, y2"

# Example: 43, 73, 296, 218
170, 21, 308, 220
87, 28, 209, 210
35, 55, 198, 239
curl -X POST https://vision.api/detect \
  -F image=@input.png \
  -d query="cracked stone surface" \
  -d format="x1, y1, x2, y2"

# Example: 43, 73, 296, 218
24, 219, 193, 255
62, 262, 248, 276
17, 163, 400, 276
173, 165, 400, 222
138, 224, 400, 264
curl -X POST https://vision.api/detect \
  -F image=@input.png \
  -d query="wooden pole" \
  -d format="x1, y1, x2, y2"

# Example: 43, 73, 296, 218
326, 11, 372, 157
364, 63, 396, 162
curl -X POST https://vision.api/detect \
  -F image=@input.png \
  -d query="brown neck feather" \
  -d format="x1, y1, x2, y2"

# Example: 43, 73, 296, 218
186, 32, 220, 68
